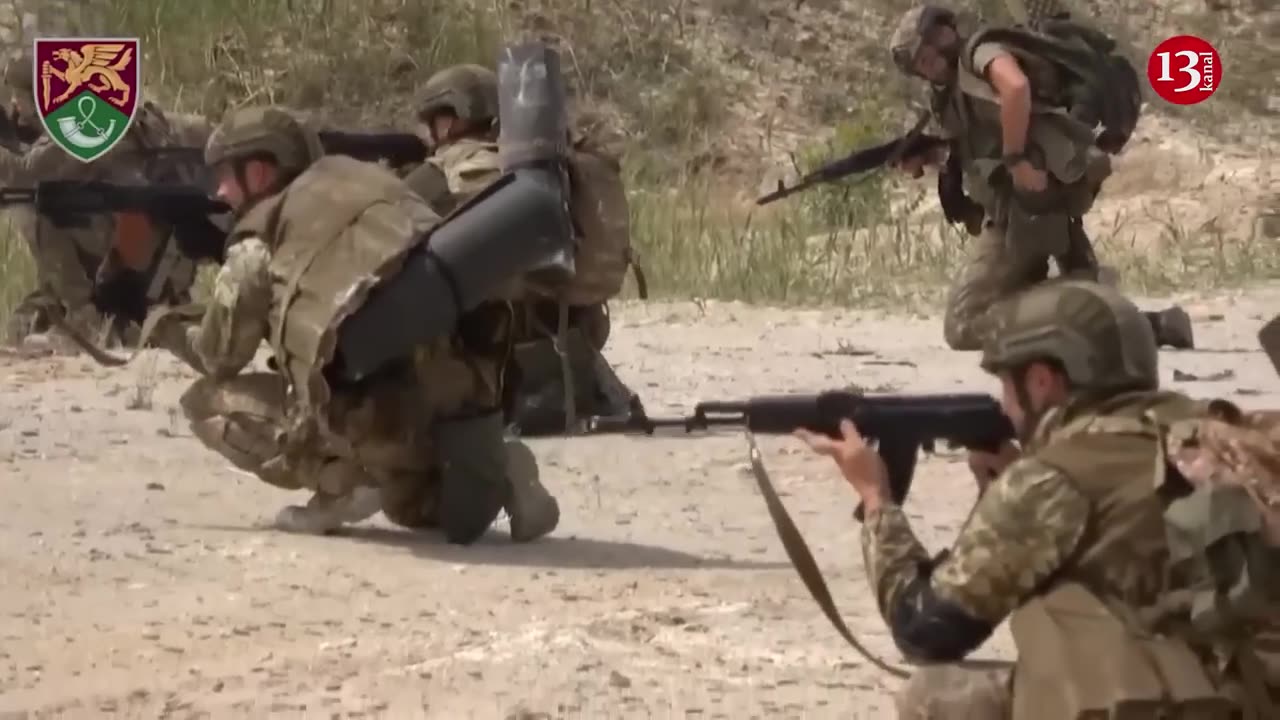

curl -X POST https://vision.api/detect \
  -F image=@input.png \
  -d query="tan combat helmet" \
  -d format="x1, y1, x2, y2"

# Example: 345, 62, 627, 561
416, 64, 499, 125
204, 105, 323, 180
889, 5, 958, 77
980, 280, 1159, 392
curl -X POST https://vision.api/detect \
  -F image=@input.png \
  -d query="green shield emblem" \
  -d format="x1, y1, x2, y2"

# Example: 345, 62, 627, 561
33, 37, 140, 162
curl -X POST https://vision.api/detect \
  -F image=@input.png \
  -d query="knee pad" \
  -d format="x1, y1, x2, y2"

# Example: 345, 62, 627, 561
435, 411, 508, 545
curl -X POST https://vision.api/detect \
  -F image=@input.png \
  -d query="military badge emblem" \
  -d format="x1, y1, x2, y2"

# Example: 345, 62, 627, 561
33, 37, 140, 162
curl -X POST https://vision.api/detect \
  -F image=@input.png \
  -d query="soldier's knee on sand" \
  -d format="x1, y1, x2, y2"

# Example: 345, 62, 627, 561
895, 663, 1013, 720
434, 412, 509, 545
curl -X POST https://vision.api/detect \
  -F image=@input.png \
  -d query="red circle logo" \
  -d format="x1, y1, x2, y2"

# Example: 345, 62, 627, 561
1147, 35, 1221, 105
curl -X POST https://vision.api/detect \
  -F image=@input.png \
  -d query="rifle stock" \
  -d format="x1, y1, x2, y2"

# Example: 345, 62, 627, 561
587, 390, 1016, 512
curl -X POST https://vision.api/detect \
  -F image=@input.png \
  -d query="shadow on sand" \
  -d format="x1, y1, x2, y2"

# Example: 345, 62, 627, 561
186, 520, 792, 571
339, 525, 792, 571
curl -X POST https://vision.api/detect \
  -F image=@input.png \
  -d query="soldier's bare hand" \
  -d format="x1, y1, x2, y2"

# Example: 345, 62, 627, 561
966, 441, 1021, 493
1010, 161, 1048, 193
795, 419, 891, 511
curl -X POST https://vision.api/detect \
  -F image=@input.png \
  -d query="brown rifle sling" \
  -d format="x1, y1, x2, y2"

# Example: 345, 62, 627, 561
743, 432, 910, 678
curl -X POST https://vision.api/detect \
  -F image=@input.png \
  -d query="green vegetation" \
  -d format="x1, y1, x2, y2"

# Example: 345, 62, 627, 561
1, 0, 1275, 335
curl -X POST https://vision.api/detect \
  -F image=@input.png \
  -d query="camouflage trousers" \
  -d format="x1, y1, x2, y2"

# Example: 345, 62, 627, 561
894, 661, 1014, 720
178, 372, 443, 529
943, 198, 1099, 351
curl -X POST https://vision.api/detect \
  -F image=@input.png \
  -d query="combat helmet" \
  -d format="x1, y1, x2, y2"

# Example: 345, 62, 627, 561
416, 64, 499, 124
889, 5, 958, 77
204, 105, 323, 181
981, 280, 1158, 392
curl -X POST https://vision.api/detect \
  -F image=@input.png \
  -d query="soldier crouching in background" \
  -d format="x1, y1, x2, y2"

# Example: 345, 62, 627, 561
0, 51, 212, 353
403, 63, 643, 436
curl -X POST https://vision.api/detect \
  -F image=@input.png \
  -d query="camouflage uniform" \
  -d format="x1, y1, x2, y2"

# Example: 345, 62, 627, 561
0, 52, 211, 349
154, 106, 559, 542
409, 64, 633, 435
867, 280, 1232, 719
888, 7, 1194, 352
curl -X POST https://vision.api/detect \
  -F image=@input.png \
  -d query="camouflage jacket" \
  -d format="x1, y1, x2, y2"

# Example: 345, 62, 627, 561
861, 390, 1201, 664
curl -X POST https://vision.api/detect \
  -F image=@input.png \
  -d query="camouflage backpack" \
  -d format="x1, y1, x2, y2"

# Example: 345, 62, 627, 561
962, 17, 1143, 153
555, 137, 642, 307
1156, 400, 1280, 713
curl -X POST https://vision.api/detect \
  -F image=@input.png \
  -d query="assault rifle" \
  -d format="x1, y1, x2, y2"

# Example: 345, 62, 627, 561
757, 132, 950, 205
757, 120, 985, 235
0, 181, 231, 324
588, 390, 1015, 513
587, 390, 1016, 676
149, 130, 430, 168
0, 180, 230, 224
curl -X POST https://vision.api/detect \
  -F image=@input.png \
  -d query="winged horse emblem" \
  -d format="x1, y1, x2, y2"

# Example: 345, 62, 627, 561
40, 43, 134, 109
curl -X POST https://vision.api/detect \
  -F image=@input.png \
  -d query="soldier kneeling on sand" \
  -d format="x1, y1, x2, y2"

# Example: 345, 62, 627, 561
801, 279, 1277, 718
147, 105, 559, 542
403, 63, 643, 436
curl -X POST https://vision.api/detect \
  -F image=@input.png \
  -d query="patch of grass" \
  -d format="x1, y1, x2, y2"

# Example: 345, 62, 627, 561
0, 0, 1276, 340
0, 221, 36, 341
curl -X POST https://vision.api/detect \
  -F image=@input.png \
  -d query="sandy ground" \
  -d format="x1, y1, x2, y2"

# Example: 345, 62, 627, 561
2, 286, 1278, 719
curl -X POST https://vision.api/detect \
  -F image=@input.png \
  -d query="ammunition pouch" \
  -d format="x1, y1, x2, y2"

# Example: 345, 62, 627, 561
1009, 583, 1236, 720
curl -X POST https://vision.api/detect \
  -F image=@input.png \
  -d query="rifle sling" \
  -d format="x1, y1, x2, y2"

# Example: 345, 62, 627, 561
743, 432, 910, 678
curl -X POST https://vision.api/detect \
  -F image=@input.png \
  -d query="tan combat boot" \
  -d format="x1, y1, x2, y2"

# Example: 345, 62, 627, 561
503, 439, 559, 542
274, 485, 382, 535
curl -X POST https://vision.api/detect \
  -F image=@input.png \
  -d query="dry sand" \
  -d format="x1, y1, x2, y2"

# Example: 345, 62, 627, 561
2, 287, 1277, 719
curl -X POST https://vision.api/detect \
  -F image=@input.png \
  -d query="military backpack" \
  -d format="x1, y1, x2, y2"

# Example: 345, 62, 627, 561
962, 17, 1143, 154
1146, 400, 1278, 715
556, 137, 643, 307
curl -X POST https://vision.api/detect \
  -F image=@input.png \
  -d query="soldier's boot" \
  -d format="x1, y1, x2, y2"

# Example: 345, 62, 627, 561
502, 439, 559, 543
1145, 306, 1195, 349
274, 485, 382, 535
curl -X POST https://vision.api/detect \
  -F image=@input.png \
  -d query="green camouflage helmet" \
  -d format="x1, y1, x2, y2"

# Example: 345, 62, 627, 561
980, 280, 1159, 392
889, 5, 957, 76
416, 64, 498, 123
4, 51, 33, 92
204, 106, 323, 177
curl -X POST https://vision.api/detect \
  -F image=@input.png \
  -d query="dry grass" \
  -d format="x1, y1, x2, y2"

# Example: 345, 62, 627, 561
0, 0, 1275, 336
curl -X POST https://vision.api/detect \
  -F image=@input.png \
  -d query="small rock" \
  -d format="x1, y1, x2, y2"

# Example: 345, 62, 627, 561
609, 670, 632, 689
145, 482, 165, 491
